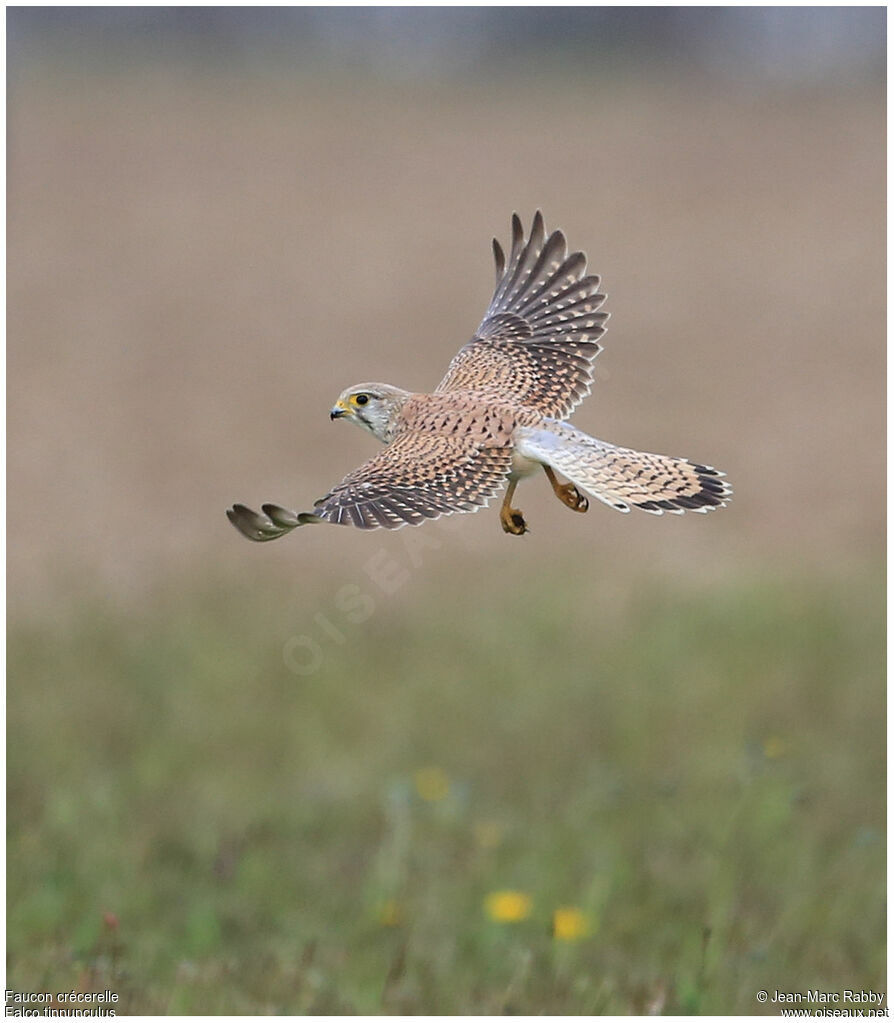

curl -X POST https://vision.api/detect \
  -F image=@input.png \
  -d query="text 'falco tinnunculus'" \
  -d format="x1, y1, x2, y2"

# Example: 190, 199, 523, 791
228, 212, 731, 541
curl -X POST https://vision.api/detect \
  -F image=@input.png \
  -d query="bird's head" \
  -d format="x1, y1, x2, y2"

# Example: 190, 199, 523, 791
330, 383, 410, 443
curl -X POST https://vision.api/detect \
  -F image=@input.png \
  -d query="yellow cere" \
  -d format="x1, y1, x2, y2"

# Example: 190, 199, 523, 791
484, 890, 532, 923
552, 906, 592, 941
413, 766, 450, 802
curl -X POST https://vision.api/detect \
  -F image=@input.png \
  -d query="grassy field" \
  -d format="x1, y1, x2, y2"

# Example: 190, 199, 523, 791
7, 34, 885, 1016
8, 562, 884, 1014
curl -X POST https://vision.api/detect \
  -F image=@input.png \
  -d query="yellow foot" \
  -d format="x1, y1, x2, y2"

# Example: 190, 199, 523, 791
500, 505, 529, 536
554, 481, 589, 513
499, 478, 529, 536
543, 466, 589, 513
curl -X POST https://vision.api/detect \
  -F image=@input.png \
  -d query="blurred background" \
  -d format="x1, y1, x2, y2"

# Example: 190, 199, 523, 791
8, 7, 885, 1014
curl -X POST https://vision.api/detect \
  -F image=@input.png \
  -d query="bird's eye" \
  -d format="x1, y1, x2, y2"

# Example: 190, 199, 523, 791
355, 393, 369, 406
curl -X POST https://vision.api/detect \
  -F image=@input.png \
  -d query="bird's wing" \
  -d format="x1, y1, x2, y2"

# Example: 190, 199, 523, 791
435, 211, 608, 419
227, 431, 514, 541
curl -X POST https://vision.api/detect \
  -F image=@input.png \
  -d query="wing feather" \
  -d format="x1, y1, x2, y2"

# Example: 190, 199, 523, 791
227, 432, 513, 541
437, 211, 608, 418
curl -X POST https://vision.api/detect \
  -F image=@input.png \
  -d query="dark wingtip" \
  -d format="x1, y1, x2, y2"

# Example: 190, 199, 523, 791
544, 227, 566, 259
228, 503, 257, 527
262, 503, 300, 528
492, 237, 505, 281
227, 503, 264, 541
227, 502, 278, 541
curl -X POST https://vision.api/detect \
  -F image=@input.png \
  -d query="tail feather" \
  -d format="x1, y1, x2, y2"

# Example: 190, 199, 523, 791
515, 422, 732, 515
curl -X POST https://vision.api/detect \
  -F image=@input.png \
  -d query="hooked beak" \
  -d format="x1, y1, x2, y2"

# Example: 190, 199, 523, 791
330, 400, 350, 421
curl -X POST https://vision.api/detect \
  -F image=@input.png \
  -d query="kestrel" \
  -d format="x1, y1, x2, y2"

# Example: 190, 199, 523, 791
228, 212, 730, 541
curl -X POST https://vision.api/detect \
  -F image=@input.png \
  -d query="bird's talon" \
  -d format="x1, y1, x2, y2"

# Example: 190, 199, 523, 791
554, 480, 589, 513
501, 507, 529, 535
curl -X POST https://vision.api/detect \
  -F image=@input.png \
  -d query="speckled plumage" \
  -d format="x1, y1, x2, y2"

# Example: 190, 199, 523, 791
435, 211, 607, 418
228, 212, 731, 541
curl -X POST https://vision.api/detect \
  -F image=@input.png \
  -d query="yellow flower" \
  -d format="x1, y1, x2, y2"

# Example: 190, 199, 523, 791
379, 899, 403, 927
484, 890, 532, 923
414, 766, 450, 802
552, 906, 592, 941
762, 735, 786, 759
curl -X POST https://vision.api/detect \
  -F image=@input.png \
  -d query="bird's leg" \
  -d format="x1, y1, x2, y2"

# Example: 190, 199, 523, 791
543, 465, 589, 513
499, 478, 529, 535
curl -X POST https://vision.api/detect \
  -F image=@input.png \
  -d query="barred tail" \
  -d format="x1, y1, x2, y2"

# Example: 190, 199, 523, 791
516, 422, 732, 515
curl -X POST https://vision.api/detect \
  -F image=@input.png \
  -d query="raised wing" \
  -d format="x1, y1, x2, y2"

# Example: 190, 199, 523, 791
227, 431, 514, 541
436, 211, 608, 419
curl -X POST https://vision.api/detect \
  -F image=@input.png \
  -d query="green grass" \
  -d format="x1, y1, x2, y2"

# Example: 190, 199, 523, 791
7, 565, 885, 1013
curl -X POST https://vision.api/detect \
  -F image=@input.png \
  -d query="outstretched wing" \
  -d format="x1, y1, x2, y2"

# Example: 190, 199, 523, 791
436, 211, 608, 419
227, 432, 514, 541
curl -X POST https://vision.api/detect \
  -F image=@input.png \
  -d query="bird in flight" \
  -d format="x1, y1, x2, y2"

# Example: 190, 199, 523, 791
228, 212, 730, 541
